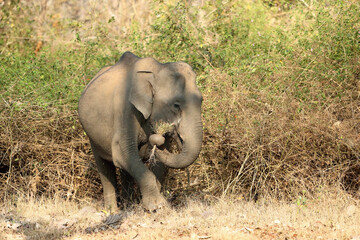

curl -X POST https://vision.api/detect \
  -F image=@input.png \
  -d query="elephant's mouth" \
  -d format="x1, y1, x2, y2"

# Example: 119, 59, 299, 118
153, 127, 183, 153
149, 120, 183, 150
161, 130, 183, 153
145, 107, 203, 169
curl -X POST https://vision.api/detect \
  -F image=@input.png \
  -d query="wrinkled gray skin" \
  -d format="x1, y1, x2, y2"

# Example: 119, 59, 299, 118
78, 52, 203, 212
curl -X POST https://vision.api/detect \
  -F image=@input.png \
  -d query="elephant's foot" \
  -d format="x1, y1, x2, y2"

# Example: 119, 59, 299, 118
141, 192, 167, 212
103, 194, 119, 213
104, 201, 119, 214
133, 165, 167, 211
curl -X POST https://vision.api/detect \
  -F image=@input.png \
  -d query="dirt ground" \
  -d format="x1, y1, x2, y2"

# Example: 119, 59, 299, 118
1, 193, 360, 240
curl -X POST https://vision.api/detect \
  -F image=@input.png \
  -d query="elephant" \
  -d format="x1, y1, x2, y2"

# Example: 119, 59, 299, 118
78, 51, 203, 212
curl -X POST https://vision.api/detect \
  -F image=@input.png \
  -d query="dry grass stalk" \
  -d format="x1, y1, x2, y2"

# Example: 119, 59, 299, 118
152, 121, 175, 136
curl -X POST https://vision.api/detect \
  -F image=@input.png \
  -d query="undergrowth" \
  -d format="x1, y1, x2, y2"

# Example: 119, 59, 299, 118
0, 0, 359, 203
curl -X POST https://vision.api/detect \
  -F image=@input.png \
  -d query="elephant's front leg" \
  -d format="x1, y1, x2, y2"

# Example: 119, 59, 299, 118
112, 137, 166, 211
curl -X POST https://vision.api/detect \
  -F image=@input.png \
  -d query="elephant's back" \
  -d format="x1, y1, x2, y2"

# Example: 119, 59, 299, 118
78, 65, 127, 120
78, 66, 128, 156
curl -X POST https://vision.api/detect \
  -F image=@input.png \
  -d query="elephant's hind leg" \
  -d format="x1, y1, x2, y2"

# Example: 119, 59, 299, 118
119, 169, 138, 206
151, 161, 168, 189
91, 143, 118, 212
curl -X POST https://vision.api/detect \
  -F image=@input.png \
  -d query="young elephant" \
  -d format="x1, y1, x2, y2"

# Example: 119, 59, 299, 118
78, 52, 203, 211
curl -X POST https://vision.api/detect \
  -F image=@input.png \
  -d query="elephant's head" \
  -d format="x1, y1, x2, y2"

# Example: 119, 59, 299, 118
127, 53, 203, 169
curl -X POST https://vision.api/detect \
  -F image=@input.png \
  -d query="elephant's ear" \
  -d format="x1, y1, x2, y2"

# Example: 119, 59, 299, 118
130, 71, 154, 119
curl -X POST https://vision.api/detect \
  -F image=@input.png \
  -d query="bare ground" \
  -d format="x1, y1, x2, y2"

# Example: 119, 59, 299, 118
1, 191, 360, 240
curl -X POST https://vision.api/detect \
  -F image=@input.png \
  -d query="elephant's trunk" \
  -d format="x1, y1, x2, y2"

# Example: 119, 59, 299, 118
155, 98, 203, 169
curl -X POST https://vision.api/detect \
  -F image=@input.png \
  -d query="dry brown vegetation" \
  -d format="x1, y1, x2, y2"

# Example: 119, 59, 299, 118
0, 109, 100, 200
1, 0, 360, 238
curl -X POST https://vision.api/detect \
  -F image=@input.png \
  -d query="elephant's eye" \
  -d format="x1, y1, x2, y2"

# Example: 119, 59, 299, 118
173, 103, 181, 111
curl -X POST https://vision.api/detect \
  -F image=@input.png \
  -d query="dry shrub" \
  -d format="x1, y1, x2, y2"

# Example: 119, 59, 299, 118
0, 108, 102, 202
192, 68, 360, 200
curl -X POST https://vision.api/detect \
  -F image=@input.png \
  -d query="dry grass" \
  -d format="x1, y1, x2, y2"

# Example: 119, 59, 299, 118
0, 195, 104, 239
1, 190, 359, 240
152, 121, 176, 136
